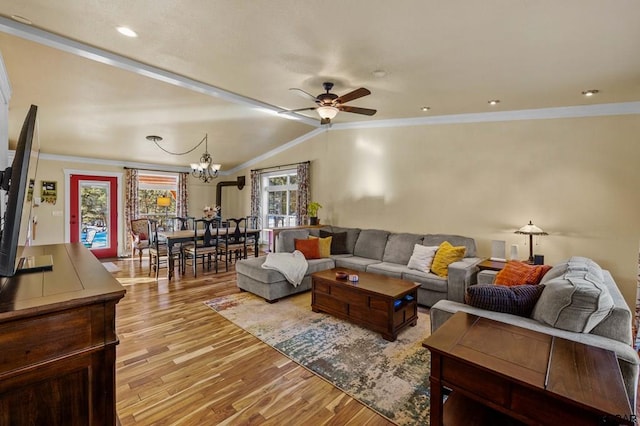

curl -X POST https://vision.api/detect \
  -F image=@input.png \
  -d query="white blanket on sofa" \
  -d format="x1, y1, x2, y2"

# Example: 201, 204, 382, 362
261, 250, 308, 287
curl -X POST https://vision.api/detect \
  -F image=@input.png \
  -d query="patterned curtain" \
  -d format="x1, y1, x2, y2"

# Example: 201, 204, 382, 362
177, 172, 188, 217
250, 170, 262, 228
296, 162, 310, 226
124, 168, 139, 254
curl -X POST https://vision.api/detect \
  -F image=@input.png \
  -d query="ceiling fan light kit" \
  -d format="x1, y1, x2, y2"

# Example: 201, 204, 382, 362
284, 81, 377, 125
317, 106, 339, 120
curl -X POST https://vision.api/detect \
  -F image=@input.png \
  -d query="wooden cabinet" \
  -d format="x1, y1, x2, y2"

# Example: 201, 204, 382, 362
0, 244, 125, 426
423, 312, 634, 426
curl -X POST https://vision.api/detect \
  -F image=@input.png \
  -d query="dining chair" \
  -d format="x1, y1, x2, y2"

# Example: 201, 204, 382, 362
223, 217, 249, 268
244, 215, 259, 257
130, 218, 150, 264
174, 216, 195, 231
148, 219, 181, 280
183, 218, 222, 276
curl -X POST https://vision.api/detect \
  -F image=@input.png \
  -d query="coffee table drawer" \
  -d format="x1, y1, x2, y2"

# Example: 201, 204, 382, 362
314, 292, 348, 315
331, 285, 368, 305
350, 305, 387, 328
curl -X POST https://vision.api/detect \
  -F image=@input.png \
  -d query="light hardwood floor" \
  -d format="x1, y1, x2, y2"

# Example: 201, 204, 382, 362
111, 255, 394, 425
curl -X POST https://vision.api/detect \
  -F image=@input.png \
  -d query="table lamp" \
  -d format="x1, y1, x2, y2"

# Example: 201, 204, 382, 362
514, 220, 547, 264
157, 196, 171, 227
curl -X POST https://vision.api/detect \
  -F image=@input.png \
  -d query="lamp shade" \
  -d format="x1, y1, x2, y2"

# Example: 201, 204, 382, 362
317, 106, 339, 120
515, 220, 548, 236
157, 196, 171, 207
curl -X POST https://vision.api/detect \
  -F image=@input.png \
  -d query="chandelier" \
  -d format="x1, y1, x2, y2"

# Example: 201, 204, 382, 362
146, 134, 221, 183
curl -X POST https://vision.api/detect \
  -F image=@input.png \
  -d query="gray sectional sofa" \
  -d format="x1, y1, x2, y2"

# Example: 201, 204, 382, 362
430, 256, 640, 411
235, 226, 482, 306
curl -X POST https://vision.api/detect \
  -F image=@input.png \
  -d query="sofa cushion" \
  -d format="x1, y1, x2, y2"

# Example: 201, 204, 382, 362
403, 269, 448, 292
366, 262, 411, 279
294, 238, 320, 259
308, 235, 332, 258
277, 229, 310, 252
334, 256, 381, 272
319, 230, 349, 254
236, 256, 285, 284
531, 257, 614, 333
424, 234, 476, 258
431, 241, 466, 277
382, 233, 424, 264
305, 257, 335, 274
465, 284, 545, 317
407, 244, 439, 272
329, 227, 361, 253
495, 261, 551, 286
353, 229, 390, 260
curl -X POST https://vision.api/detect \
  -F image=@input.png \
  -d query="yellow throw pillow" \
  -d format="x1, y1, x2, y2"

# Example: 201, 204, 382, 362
308, 236, 332, 258
431, 241, 466, 277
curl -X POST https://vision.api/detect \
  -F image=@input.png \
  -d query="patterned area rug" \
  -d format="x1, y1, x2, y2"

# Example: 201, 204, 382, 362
205, 292, 431, 425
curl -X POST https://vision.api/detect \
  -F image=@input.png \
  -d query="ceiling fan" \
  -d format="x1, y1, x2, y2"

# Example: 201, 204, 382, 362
283, 82, 377, 124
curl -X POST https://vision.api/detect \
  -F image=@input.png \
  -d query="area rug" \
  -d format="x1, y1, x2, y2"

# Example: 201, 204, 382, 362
205, 292, 431, 425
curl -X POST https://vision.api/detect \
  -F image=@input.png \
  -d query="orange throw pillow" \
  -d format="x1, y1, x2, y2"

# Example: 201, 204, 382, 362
495, 261, 551, 286
294, 238, 321, 259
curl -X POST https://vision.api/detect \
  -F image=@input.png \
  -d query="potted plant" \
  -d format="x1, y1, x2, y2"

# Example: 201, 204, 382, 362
307, 202, 323, 225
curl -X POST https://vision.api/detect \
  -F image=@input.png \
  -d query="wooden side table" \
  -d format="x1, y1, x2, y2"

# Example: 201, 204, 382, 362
423, 312, 634, 425
476, 259, 507, 271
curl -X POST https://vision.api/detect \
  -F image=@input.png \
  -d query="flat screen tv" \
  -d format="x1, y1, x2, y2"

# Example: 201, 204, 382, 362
0, 104, 50, 277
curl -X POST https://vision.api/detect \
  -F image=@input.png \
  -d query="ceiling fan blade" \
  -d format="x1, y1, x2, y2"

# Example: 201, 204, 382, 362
320, 117, 331, 125
289, 88, 318, 102
335, 87, 371, 104
338, 105, 377, 116
279, 107, 317, 114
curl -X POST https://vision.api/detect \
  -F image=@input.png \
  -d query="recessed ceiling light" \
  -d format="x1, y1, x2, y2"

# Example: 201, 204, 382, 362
372, 70, 387, 78
421, 106, 430, 112
488, 99, 500, 105
117, 26, 138, 37
11, 15, 32, 25
581, 89, 599, 97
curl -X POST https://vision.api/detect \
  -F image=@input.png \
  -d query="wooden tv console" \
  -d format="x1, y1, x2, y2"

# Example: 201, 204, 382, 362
0, 243, 125, 425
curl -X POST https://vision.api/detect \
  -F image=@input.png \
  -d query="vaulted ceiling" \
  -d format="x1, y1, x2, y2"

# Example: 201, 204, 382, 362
1, 1, 639, 173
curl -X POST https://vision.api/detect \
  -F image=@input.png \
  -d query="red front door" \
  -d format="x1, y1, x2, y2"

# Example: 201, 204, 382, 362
69, 174, 118, 258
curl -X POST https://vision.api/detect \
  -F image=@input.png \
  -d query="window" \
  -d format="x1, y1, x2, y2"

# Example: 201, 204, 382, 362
138, 172, 178, 226
262, 170, 297, 228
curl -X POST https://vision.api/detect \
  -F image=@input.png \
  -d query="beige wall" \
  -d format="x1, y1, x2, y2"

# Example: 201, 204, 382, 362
30, 114, 640, 309
230, 115, 640, 308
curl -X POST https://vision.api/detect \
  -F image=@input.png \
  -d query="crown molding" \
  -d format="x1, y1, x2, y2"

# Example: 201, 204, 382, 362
331, 101, 640, 131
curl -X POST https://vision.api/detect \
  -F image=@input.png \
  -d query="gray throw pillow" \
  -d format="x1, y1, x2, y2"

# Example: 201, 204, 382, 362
531, 257, 614, 333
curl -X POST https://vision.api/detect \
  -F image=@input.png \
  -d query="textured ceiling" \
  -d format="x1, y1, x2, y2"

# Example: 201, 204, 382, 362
0, 1, 639, 172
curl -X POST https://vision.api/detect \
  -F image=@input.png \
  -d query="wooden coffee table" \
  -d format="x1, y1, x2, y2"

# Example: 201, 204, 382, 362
423, 312, 634, 425
311, 268, 420, 341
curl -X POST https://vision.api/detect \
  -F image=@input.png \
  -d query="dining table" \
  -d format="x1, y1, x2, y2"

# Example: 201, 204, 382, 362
157, 227, 261, 279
